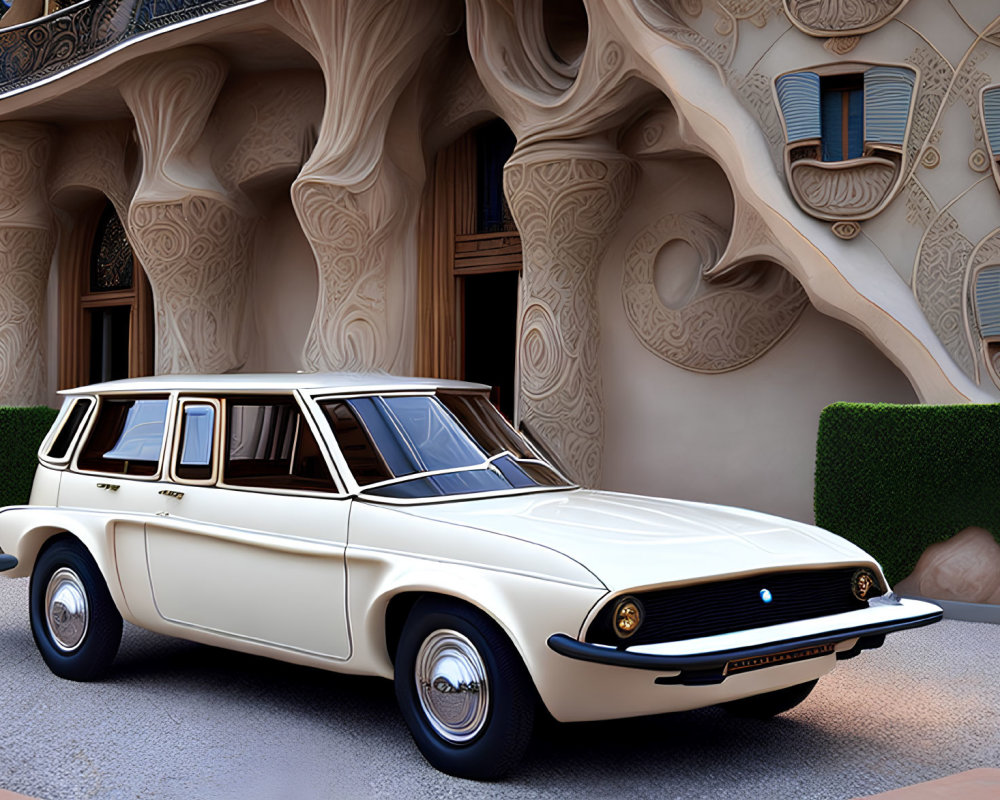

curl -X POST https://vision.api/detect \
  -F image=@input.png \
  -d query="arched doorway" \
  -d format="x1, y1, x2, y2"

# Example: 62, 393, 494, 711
59, 200, 153, 387
417, 119, 521, 418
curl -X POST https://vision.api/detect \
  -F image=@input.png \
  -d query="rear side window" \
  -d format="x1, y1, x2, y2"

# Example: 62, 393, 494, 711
46, 398, 93, 461
174, 402, 217, 482
224, 397, 338, 493
77, 396, 169, 476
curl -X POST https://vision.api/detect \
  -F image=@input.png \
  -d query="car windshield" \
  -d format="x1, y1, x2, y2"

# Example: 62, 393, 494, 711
320, 393, 571, 499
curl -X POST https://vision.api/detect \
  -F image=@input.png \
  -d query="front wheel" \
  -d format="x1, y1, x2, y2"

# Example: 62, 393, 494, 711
394, 598, 535, 780
29, 538, 123, 681
723, 679, 818, 719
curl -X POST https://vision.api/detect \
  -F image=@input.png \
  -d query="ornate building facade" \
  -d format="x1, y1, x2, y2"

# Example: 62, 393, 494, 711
1, 0, 995, 522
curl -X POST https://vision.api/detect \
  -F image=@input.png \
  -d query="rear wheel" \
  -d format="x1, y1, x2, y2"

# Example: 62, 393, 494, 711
29, 538, 122, 681
723, 679, 818, 719
393, 598, 535, 780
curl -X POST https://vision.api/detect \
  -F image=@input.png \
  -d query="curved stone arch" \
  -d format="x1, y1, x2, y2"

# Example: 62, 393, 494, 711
622, 211, 808, 373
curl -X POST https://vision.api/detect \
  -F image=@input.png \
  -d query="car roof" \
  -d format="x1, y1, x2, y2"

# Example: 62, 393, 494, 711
59, 372, 490, 396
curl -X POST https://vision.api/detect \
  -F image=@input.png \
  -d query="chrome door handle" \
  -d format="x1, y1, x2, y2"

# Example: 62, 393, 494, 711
96, 483, 119, 491
158, 489, 184, 500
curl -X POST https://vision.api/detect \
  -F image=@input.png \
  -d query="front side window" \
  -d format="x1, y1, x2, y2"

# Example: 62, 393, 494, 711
77, 396, 168, 476
321, 393, 570, 500
46, 398, 93, 461
223, 397, 337, 493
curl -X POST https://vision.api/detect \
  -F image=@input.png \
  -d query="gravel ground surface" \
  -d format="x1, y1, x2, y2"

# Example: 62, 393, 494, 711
0, 575, 995, 800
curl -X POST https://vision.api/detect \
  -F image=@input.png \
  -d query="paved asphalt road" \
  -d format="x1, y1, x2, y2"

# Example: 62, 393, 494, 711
0, 575, 996, 800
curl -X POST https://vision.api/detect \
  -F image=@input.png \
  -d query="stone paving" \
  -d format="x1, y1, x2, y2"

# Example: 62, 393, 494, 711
0, 575, 996, 800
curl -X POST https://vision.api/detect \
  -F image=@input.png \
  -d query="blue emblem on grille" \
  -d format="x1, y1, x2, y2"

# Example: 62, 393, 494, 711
759, 588, 773, 604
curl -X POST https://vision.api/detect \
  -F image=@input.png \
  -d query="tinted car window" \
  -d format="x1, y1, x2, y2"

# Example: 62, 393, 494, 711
175, 403, 215, 482
77, 397, 168, 476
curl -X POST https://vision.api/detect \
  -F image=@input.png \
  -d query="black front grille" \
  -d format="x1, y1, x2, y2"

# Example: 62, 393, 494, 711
586, 567, 880, 648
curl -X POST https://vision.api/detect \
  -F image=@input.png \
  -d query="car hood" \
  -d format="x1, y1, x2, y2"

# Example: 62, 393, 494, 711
393, 489, 878, 592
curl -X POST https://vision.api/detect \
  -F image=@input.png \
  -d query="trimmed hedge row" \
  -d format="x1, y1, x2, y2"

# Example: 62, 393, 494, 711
814, 402, 1000, 585
0, 406, 58, 508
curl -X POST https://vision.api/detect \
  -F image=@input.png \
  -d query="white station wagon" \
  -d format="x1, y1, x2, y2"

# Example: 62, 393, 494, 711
0, 374, 940, 778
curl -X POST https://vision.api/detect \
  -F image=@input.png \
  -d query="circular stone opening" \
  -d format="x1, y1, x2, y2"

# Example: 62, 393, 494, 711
543, 0, 588, 67
653, 238, 702, 309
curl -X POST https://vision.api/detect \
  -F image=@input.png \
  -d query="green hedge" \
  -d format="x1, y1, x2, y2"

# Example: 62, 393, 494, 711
0, 406, 58, 508
814, 402, 1000, 585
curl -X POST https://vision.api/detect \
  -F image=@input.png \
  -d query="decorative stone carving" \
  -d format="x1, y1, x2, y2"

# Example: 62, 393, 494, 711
783, 0, 909, 37
0, 122, 54, 406
903, 48, 953, 183
824, 36, 859, 55
920, 147, 940, 170
788, 158, 898, 219
505, 150, 637, 487
122, 48, 255, 374
48, 121, 134, 219
913, 210, 976, 379
970, 148, 990, 173
211, 70, 325, 194
275, 0, 452, 372
831, 221, 860, 240
623, 212, 808, 373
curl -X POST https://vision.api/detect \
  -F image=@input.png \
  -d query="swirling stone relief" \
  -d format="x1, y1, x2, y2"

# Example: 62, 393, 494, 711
212, 71, 325, 193
0, 122, 54, 406
122, 48, 254, 374
128, 198, 252, 373
623, 212, 808, 372
48, 122, 133, 219
276, 0, 452, 371
783, 0, 909, 37
505, 152, 637, 488
788, 158, 897, 219
914, 210, 976, 379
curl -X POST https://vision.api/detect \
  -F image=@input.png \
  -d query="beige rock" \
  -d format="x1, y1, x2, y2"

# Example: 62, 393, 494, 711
896, 527, 1000, 605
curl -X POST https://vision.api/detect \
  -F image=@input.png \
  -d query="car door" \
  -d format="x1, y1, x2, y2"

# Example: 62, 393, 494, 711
141, 394, 352, 660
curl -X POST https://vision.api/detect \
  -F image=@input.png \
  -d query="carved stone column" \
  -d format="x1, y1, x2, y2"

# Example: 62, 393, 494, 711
504, 146, 637, 486
121, 48, 253, 374
0, 122, 54, 405
275, 0, 452, 372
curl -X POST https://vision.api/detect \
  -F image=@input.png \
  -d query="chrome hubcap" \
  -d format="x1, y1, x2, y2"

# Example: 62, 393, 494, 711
414, 629, 490, 743
45, 567, 89, 652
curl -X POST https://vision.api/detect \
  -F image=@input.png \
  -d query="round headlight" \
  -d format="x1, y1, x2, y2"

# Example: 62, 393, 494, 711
613, 596, 643, 639
851, 568, 880, 602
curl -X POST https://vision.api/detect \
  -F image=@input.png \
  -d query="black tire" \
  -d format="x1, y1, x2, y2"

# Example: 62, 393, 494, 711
723, 679, 818, 719
393, 598, 536, 780
29, 538, 123, 681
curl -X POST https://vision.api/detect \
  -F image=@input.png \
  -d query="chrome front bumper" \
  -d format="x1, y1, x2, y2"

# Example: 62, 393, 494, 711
547, 595, 942, 685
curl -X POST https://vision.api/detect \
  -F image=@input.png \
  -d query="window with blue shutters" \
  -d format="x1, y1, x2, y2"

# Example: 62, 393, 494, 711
776, 65, 915, 164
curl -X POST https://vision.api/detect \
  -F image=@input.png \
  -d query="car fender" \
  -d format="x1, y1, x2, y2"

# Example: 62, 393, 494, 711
0, 505, 135, 622
343, 546, 607, 685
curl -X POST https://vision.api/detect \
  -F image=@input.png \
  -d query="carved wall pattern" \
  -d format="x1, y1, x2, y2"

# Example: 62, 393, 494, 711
952, 46, 991, 150
276, 0, 451, 372
0, 122, 54, 406
128, 198, 251, 373
122, 48, 254, 374
788, 159, 897, 218
623, 212, 807, 372
505, 154, 637, 488
903, 48, 952, 183
914, 210, 975, 379
783, 0, 909, 36
48, 121, 133, 219
0, 227, 52, 406
212, 71, 325, 193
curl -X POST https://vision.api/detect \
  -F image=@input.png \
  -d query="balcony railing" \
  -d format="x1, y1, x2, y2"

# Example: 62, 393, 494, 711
0, 0, 260, 97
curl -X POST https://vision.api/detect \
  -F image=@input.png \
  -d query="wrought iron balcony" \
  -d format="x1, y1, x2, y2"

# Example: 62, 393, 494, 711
0, 0, 259, 97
